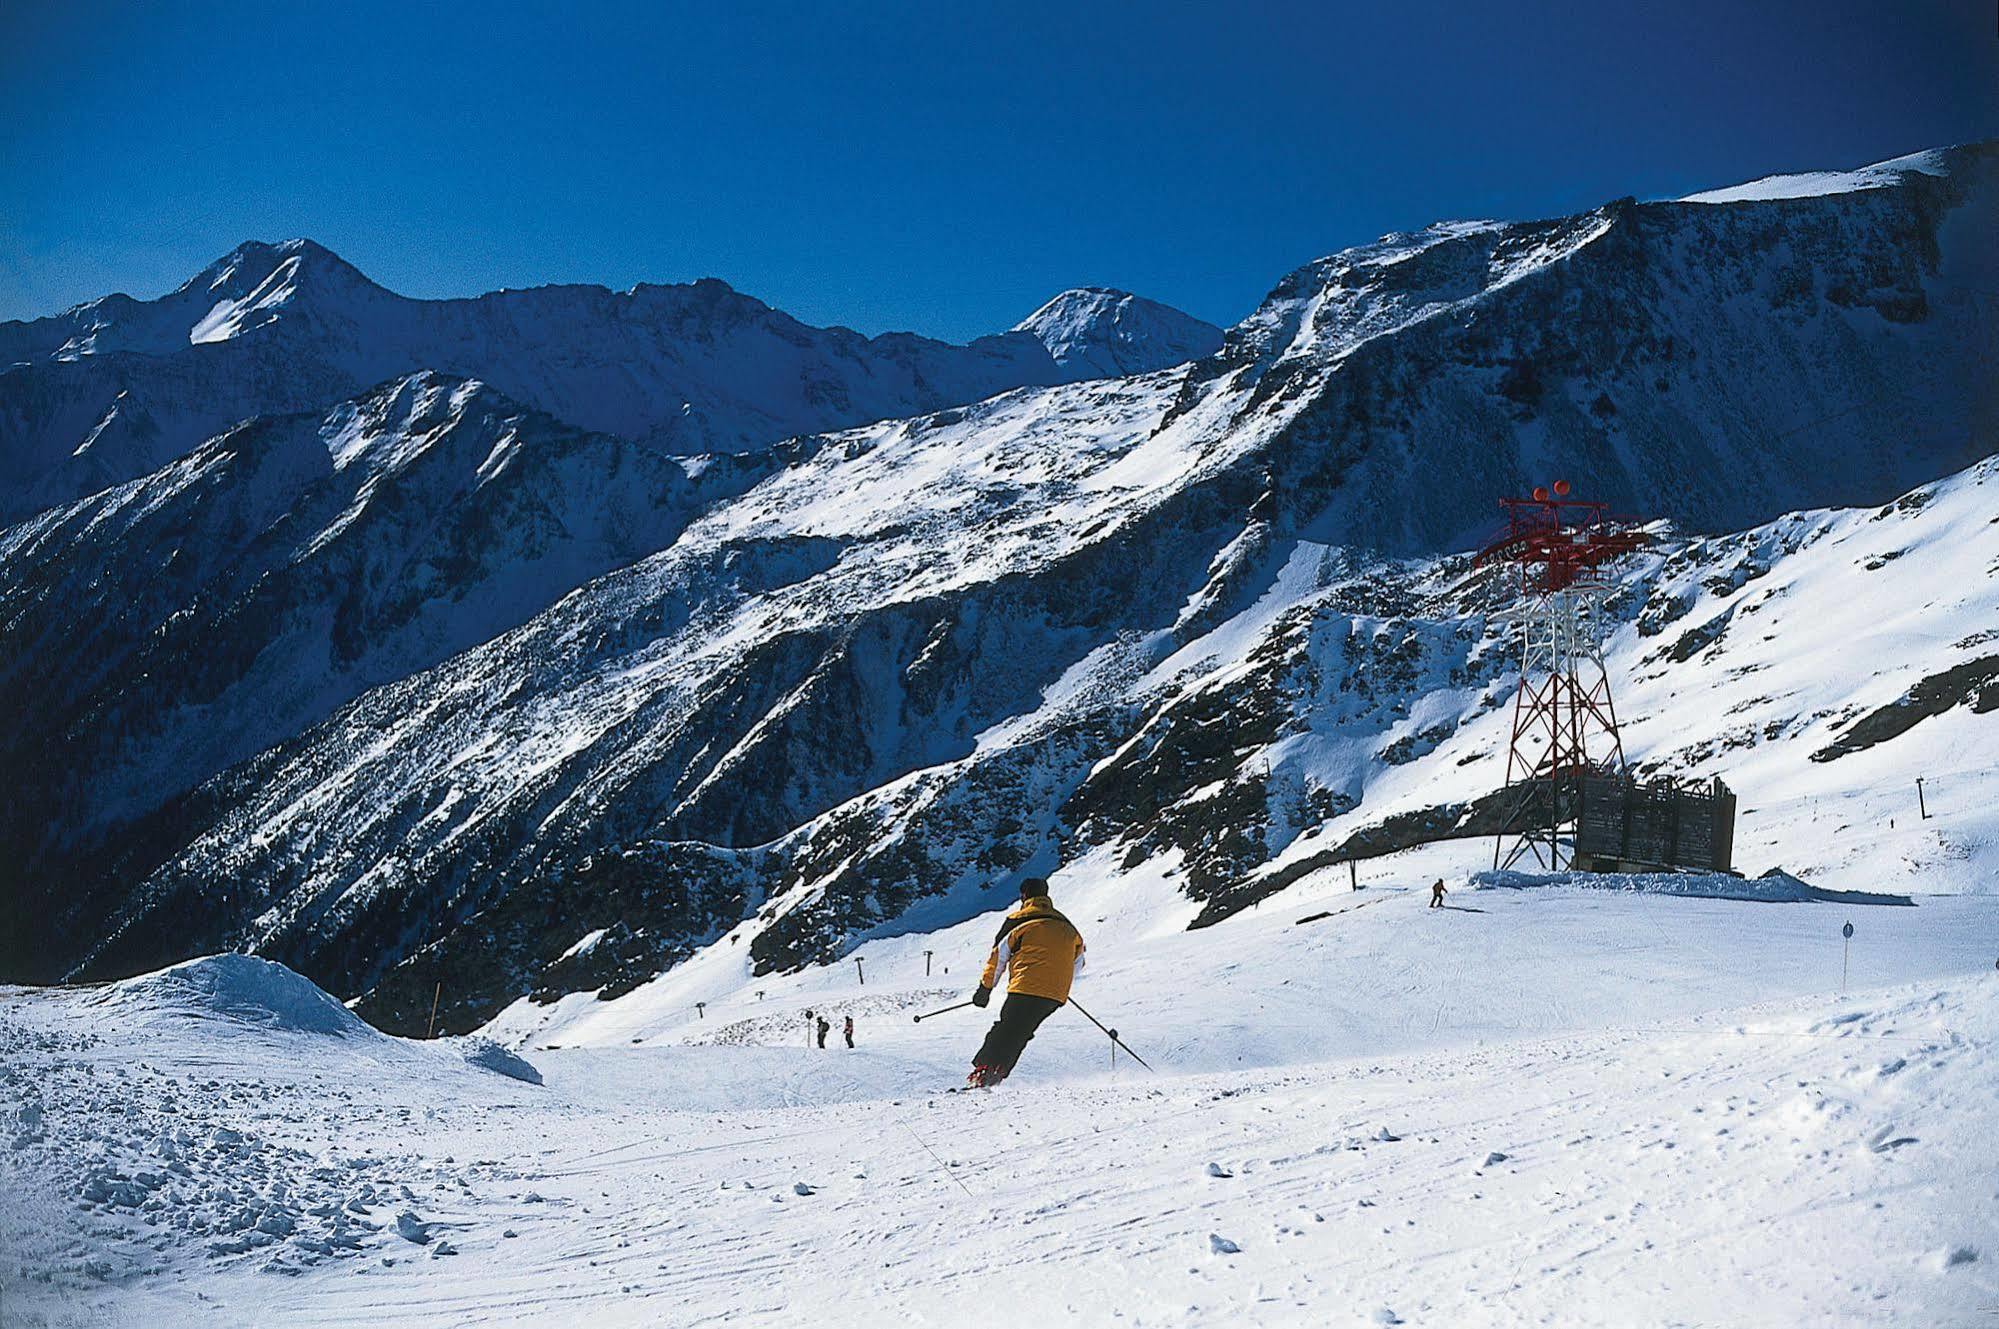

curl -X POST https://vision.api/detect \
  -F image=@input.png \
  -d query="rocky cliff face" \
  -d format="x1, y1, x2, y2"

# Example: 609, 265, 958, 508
4, 146, 1995, 1034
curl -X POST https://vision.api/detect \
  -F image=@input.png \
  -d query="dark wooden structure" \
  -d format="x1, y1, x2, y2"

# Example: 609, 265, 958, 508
1575, 774, 1737, 873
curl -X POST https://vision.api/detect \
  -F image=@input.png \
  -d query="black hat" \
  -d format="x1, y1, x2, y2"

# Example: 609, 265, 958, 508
1020, 877, 1050, 899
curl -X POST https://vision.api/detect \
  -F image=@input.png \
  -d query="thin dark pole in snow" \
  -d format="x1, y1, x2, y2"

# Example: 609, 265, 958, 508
1842, 920, 1854, 994
426, 982, 442, 1040
1350, 861, 1358, 891
696, 1002, 706, 1020
1917, 777, 1930, 820
854, 957, 865, 986
1068, 999, 1154, 1072
924, 950, 933, 977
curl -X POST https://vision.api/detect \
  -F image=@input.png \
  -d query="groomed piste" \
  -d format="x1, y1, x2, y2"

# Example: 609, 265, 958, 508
5, 837, 1995, 1327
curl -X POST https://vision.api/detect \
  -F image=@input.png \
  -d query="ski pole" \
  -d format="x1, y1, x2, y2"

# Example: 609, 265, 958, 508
1068, 999, 1154, 1072
912, 999, 979, 1024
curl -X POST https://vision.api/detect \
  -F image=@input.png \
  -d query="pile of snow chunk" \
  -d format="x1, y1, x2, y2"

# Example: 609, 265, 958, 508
85, 954, 376, 1035
1472, 867, 1912, 906
457, 1036, 543, 1084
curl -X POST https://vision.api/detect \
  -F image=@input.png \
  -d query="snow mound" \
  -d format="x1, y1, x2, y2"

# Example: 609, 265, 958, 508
87, 954, 372, 1036
1472, 868, 1913, 906
457, 1036, 543, 1084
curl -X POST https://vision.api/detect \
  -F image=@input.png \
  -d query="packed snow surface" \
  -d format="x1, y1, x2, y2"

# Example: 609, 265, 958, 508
6, 842, 1996, 1326
456, 1037, 543, 1085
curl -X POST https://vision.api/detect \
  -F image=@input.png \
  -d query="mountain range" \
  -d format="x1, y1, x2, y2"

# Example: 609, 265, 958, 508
0, 241, 1220, 521
2, 143, 1993, 1036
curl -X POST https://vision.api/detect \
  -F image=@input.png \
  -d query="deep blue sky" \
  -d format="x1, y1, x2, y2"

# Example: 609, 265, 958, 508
2, 1, 1994, 341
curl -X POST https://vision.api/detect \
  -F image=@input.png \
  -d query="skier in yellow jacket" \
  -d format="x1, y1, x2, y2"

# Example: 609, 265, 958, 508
966, 878, 1086, 1088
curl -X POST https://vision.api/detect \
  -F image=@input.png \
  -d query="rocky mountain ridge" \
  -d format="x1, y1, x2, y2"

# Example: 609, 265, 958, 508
0, 241, 1216, 521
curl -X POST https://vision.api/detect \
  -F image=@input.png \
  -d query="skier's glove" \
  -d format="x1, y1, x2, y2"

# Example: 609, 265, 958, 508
972, 985, 991, 1008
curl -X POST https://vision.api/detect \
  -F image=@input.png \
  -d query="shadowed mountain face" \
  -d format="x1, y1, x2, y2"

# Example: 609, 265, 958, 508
0, 241, 1219, 522
3, 146, 1995, 1033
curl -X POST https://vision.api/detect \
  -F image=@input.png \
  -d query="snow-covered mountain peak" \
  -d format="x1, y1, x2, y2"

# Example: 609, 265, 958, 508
1679, 142, 1986, 204
182, 238, 389, 346
1223, 210, 1609, 373
1013, 286, 1223, 378
183, 237, 354, 290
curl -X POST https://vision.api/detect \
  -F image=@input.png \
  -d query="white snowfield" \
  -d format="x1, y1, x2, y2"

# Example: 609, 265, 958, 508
1679, 148, 1954, 203
5, 849, 1996, 1327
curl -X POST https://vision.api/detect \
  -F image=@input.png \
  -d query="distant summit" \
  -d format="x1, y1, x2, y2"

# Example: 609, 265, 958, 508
1014, 287, 1223, 378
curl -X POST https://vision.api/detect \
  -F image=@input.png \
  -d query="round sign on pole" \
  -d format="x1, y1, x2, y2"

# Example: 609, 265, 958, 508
1842, 921, 1854, 939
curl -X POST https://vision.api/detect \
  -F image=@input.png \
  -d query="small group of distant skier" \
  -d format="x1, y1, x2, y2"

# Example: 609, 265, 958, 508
804, 1010, 856, 1049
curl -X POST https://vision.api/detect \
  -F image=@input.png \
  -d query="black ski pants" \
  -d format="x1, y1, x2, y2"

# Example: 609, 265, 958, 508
972, 992, 1063, 1075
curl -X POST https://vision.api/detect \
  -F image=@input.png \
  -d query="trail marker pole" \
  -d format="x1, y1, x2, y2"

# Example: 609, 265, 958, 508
1841, 920, 1854, 994
924, 950, 933, 977
1349, 862, 1358, 891
1068, 999, 1154, 1072
855, 957, 865, 986
696, 1001, 706, 1020
426, 982, 442, 1040
1916, 777, 1930, 820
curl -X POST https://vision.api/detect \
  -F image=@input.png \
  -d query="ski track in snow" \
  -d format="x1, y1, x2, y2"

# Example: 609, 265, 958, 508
5, 867, 1996, 1327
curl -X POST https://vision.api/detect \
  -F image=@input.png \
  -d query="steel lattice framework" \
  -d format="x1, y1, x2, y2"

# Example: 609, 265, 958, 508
1476, 482, 1646, 871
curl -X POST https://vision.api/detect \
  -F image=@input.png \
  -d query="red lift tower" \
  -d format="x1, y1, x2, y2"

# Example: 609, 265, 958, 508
1476, 481, 1646, 871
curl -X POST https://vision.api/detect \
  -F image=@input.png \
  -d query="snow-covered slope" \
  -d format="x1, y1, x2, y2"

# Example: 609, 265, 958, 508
5, 863, 1996, 1326
7, 144, 1997, 1035
1013, 287, 1223, 377
0, 373, 800, 977
1681, 146, 1956, 203
0, 240, 1213, 520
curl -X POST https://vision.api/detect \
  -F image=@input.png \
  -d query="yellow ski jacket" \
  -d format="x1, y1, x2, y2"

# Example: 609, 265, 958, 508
979, 896, 1086, 1003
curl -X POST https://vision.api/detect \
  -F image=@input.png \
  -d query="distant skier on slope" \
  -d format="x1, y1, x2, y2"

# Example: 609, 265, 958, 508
965, 878, 1086, 1089
1430, 880, 1448, 908
843, 1015, 855, 1049
816, 1015, 831, 1049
